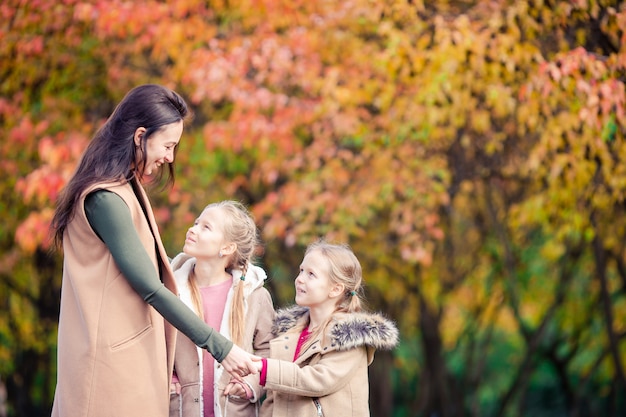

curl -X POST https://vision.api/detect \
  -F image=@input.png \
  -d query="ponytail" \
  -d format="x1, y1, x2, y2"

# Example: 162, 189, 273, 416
229, 262, 248, 346
340, 287, 363, 313
188, 269, 204, 321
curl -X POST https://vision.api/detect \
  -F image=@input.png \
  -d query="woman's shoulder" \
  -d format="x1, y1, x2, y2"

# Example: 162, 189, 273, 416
84, 178, 132, 196
328, 311, 399, 352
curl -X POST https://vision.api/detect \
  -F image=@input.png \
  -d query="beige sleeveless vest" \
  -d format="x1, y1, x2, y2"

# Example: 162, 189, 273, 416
52, 178, 177, 416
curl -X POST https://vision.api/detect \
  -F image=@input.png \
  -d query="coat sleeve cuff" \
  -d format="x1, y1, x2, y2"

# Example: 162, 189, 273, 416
260, 357, 268, 386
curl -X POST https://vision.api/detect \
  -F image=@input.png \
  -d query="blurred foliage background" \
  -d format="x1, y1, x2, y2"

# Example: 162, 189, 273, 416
1, 0, 626, 416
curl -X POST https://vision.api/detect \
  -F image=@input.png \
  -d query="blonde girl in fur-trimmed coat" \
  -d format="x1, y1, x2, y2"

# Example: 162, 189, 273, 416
169, 201, 275, 417
226, 241, 399, 417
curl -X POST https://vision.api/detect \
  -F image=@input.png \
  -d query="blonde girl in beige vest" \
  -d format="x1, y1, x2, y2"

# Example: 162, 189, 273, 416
169, 201, 275, 417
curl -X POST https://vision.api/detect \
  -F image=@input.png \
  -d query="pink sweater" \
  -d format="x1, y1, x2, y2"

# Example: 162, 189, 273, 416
260, 326, 311, 385
200, 280, 232, 417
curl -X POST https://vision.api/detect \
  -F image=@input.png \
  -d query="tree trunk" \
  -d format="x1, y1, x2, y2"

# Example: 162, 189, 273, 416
369, 351, 395, 417
592, 231, 626, 390
417, 295, 458, 417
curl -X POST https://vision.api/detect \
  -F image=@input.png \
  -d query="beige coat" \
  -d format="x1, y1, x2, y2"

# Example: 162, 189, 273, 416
260, 306, 399, 417
51, 178, 178, 417
169, 254, 275, 417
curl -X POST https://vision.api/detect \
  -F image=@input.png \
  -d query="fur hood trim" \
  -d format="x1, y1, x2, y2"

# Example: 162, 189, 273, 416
273, 305, 399, 351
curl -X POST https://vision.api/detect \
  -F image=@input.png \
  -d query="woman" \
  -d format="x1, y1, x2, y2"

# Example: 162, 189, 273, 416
169, 200, 275, 417
50, 84, 259, 417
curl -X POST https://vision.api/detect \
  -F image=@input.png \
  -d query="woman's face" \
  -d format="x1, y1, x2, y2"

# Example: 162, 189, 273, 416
136, 120, 183, 176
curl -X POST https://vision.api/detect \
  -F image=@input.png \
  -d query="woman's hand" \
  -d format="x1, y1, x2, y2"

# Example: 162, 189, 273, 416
220, 343, 261, 377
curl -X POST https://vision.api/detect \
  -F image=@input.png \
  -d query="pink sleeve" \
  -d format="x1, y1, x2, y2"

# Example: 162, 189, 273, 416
260, 358, 268, 386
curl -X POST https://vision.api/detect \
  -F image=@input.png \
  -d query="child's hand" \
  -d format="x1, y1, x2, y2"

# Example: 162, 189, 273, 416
224, 377, 248, 398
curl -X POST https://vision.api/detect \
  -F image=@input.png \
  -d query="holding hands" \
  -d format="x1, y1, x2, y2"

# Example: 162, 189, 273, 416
223, 355, 264, 398
220, 343, 262, 378
223, 377, 249, 398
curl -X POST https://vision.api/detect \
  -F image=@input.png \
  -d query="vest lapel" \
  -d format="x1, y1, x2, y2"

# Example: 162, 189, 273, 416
129, 177, 177, 293
129, 176, 179, 381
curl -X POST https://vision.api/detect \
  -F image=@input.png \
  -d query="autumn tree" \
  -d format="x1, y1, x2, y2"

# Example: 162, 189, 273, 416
3, 0, 626, 416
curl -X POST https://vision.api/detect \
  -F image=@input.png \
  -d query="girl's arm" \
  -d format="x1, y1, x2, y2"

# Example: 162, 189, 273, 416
85, 190, 233, 360
263, 346, 368, 397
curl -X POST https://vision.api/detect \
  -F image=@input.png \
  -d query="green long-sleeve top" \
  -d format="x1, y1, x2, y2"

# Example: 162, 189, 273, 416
84, 189, 233, 361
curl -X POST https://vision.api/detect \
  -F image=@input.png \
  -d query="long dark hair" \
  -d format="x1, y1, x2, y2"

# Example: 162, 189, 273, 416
50, 84, 190, 248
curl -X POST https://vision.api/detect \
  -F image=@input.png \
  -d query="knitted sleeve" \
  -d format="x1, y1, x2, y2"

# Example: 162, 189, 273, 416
84, 189, 233, 361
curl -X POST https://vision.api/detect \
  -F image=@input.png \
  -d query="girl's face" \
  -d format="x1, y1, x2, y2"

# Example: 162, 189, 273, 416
136, 120, 183, 176
294, 249, 338, 310
183, 206, 228, 259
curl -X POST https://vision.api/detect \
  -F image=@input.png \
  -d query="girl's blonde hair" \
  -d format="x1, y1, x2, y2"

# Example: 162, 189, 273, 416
188, 200, 260, 346
300, 240, 364, 351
